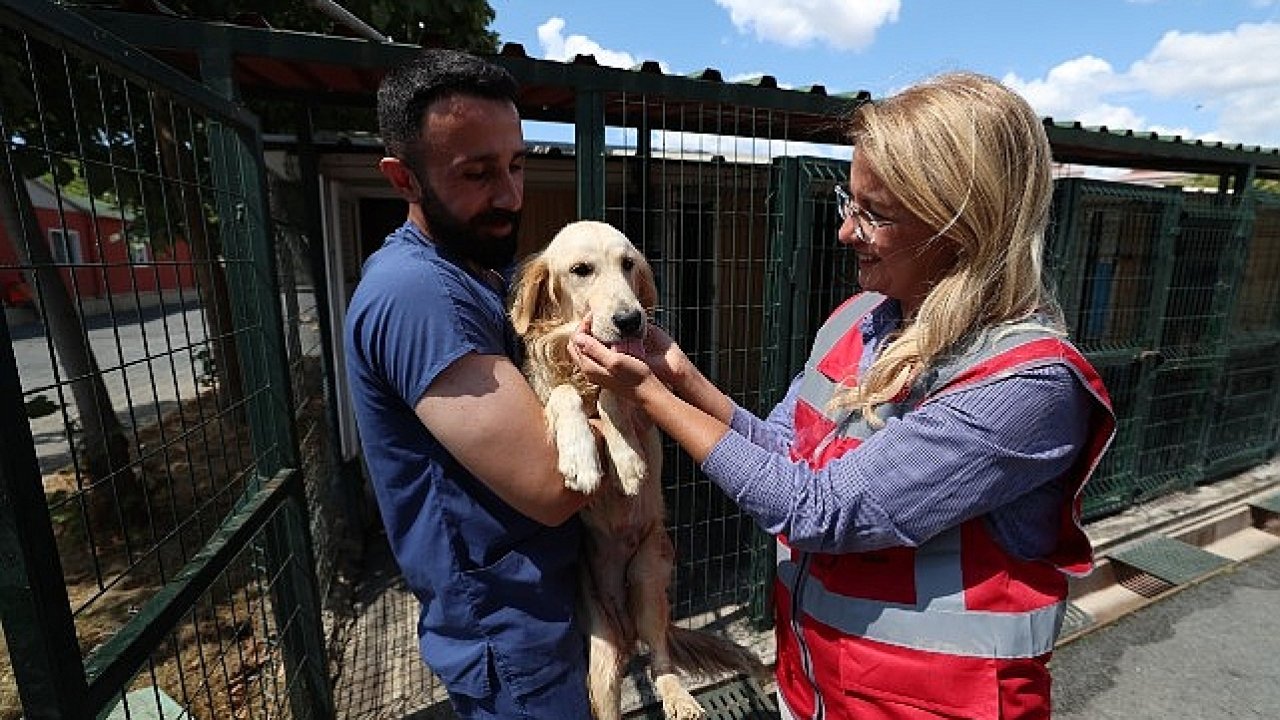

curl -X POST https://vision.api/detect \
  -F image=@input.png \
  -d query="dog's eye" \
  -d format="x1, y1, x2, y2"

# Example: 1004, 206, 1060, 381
621, 257, 635, 272
570, 262, 593, 277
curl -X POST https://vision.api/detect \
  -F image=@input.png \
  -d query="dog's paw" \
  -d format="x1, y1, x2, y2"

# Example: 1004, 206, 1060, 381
561, 457, 602, 494
559, 445, 603, 494
612, 448, 647, 496
553, 415, 604, 493
664, 699, 705, 720
656, 681, 705, 720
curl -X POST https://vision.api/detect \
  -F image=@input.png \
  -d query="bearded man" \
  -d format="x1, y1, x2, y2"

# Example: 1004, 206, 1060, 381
344, 49, 592, 720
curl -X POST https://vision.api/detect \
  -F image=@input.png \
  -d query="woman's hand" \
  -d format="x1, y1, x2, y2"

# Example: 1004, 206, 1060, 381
640, 324, 694, 391
570, 316, 662, 401
572, 315, 732, 462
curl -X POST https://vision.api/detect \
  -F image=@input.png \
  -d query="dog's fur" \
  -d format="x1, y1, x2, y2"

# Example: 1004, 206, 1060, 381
511, 220, 763, 720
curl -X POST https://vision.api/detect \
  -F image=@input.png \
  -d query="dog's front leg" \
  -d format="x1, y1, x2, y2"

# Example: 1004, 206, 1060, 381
598, 389, 649, 496
546, 384, 602, 493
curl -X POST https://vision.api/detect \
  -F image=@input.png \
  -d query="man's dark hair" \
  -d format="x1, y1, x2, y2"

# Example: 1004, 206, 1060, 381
376, 49, 519, 165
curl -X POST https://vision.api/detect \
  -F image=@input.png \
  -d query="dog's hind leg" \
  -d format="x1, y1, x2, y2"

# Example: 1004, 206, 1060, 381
628, 526, 705, 720
582, 570, 628, 720
587, 630, 626, 720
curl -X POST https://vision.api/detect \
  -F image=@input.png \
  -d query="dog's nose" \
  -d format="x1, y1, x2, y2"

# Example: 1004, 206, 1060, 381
613, 308, 644, 337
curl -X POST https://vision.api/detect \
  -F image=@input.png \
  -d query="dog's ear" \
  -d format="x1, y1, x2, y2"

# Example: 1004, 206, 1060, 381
510, 254, 554, 335
635, 253, 658, 312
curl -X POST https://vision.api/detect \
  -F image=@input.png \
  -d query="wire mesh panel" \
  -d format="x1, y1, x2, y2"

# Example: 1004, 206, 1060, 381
596, 92, 849, 626
1229, 193, 1280, 340
85, 482, 320, 720
0, 5, 327, 719
1049, 179, 1180, 354
1049, 179, 1230, 515
269, 178, 359, 613
1079, 354, 1147, 520
1135, 358, 1218, 496
789, 157, 858, 348
1159, 195, 1247, 359
1203, 338, 1280, 480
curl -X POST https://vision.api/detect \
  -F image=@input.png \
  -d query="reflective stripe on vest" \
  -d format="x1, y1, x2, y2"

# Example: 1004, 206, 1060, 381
777, 529, 1065, 658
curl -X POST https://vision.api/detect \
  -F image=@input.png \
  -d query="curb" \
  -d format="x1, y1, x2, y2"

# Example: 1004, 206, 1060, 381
619, 459, 1280, 716
1060, 459, 1280, 645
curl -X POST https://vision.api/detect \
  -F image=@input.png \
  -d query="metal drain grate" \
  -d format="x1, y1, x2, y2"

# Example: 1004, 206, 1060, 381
1108, 535, 1230, 596
627, 675, 779, 720
1112, 562, 1178, 598
1058, 601, 1095, 639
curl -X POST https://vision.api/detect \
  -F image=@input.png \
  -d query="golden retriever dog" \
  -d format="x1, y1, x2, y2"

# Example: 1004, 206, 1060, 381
510, 220, 763, 720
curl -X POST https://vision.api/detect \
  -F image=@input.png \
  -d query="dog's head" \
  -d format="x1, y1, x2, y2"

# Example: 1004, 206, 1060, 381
510, 220, 657, 355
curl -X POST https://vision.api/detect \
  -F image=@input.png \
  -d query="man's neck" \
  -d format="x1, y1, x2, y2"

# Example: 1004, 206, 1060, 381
408, 210, 504, 288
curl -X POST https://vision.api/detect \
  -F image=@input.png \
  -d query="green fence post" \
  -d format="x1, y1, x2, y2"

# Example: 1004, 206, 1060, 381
1049, 179, 1084, 322
0, 315, 88, 719
749, 157, 803, 628
576, 88, 606, 220
241, 123, 336, 719
207, 116, 334, 719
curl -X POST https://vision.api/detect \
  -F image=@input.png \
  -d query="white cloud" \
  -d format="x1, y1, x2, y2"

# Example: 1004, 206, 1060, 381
535, 17, 640, 69
1004, 56, 1121, 121
1006, 22, 1280, 148
1130, 23, 1280, 96
713, 0, 900, 51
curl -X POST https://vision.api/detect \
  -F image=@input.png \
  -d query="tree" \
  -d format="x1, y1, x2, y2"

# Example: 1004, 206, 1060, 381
0, 28, 138, 529
75, 0, 498, 51
1, 1, 500, 530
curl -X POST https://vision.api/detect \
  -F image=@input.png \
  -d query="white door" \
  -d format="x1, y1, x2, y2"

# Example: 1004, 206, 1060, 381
321, 179, 364, 461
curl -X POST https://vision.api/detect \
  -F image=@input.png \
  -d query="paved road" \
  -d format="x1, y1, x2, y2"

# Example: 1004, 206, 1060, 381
12, 300, 208, 474
1052, 544, 1280, 719
10, 291, 319, 474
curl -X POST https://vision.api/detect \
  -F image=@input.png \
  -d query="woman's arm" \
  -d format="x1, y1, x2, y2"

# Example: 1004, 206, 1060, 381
572, 329, 729, 462
574, 322, 1092, 557
705, 365, 1092, 554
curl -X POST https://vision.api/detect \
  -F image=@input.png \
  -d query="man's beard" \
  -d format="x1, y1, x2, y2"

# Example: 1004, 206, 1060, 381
419, 178, 520, 272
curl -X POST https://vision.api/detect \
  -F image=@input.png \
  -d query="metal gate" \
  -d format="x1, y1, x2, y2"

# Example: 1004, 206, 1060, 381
0, 3, 330, 718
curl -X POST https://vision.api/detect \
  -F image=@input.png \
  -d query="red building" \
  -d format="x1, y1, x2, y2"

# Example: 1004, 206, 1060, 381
1, 178, 197, 314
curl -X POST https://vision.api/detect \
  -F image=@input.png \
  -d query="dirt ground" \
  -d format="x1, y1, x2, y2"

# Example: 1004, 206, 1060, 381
0, 390, 291, 720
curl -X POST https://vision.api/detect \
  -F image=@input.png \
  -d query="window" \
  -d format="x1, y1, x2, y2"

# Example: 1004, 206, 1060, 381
48, 228, 82, 265
127, 240, 151, 263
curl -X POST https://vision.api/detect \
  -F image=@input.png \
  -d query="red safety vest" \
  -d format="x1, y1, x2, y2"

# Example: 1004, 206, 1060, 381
775, 293, 1116, 720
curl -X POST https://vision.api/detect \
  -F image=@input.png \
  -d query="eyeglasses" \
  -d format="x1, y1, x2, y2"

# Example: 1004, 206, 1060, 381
834, 185, 895, 243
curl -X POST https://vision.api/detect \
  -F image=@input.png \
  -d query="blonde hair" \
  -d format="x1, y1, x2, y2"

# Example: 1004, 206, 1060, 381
835, 72, 1061, 424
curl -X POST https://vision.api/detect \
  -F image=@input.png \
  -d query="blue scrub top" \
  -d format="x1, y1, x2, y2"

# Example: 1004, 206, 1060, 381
344, 222, 587, 713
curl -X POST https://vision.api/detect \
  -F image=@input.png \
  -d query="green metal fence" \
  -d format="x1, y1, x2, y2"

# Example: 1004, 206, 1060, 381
0, 3, 329, 718
5, 5, 1280, 719
1041, 178, 1271, 518
587, 91, 851, 626
1206, 192, 1280, 479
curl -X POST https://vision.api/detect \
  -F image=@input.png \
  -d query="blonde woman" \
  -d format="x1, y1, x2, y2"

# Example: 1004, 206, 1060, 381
571, 72, 1116, 720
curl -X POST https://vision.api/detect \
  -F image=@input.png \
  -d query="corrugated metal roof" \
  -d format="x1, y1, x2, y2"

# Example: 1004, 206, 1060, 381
75, 5, 1280, 181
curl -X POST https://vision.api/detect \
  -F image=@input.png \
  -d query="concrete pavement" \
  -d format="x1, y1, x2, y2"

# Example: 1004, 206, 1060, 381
1052, 542, 1280, 719
1051, 461, 1280, 719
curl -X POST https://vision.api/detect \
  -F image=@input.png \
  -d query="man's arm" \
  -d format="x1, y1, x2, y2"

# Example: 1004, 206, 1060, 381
415, 352, 588, 526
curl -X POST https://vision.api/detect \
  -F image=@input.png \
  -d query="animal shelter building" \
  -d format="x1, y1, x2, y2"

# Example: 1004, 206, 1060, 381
3, 2, 1280, 719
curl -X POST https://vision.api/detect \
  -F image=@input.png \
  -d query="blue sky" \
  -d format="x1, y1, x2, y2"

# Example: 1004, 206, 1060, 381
491, 0, 1280, 151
